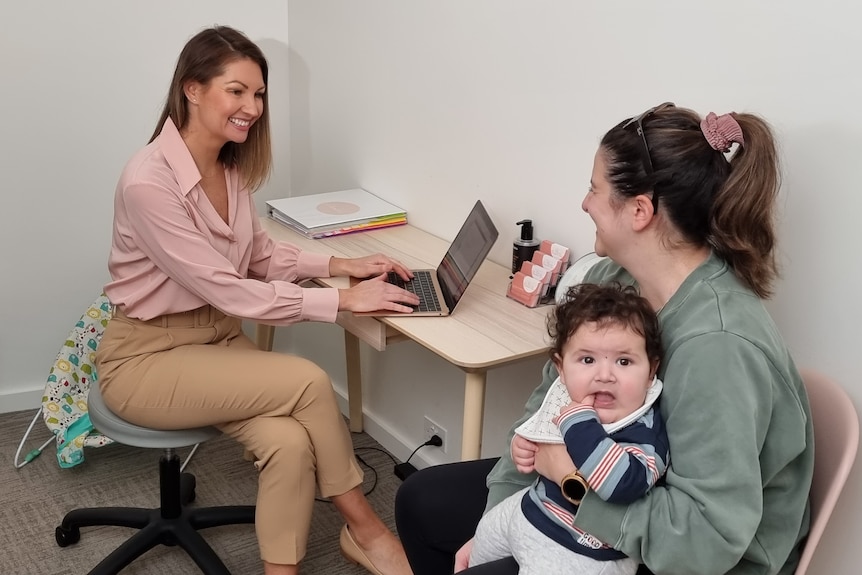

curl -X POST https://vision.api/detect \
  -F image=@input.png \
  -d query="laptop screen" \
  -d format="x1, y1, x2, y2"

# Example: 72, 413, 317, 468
437, 200, 499, 312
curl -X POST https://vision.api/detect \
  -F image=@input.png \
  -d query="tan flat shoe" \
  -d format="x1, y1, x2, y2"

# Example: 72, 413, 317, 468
340, 524, 384, 575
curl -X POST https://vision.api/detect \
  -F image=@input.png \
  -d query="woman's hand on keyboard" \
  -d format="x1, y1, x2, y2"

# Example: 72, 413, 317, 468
338, 273, 420, 313
330, 254, 414, 281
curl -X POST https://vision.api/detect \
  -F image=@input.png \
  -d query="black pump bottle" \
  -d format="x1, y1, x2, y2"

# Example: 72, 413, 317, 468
512, 219, 541, 274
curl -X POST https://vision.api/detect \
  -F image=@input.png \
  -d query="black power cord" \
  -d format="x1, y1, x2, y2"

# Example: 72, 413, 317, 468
314, 436, 442, 502
394, 434, 442, 481
315, 445, 399, 503
316, 434, 444, 502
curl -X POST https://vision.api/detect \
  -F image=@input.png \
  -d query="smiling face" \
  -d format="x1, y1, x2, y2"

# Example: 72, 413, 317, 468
582, 149, 627, 258
554, 320, 654, 424
186, 57, 265, 147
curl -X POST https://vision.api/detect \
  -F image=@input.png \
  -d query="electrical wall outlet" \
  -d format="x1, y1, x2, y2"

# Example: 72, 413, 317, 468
423, 416, 447, 453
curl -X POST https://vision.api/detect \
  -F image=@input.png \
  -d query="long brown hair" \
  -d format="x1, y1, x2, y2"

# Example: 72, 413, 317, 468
150, 25, 272, 192
600, 105, 780, 298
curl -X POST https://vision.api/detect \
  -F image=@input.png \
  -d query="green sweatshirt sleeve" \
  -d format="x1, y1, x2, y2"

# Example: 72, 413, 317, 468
483, 358, 558, 513
573, 333, 808, 575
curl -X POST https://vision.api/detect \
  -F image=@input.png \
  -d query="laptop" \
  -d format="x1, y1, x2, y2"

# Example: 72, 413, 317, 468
357, 200, 499, 317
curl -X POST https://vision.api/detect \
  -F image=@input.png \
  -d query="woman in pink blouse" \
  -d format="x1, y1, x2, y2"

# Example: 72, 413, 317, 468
95, 26, 416, 575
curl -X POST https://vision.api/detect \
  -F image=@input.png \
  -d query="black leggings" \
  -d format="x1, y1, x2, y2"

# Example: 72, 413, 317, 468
395, 458, 653, 575
394, 458, 517, 575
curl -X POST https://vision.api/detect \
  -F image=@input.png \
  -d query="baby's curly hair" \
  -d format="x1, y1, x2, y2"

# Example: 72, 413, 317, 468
548, 283, 662, 365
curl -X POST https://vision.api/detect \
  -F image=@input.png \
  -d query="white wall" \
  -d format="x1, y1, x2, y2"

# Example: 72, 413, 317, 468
0, 1, 289, 410
3, 2, 860, 573
283, 2, 862, 574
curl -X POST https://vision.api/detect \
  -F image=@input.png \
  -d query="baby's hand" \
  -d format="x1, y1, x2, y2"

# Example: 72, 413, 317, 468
578, 394, 595, 408
511, 433, 538, 473
552, 395, 595, 425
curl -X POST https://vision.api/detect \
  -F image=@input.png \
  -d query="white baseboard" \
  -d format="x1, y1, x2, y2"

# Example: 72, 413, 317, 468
331, 385, 453, 470
0, 385, 43, 414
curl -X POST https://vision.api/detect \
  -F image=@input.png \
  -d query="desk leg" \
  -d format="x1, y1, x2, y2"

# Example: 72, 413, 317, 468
344, 331, 364, 433
256, 324, 275, 352
461, 371, 487, 461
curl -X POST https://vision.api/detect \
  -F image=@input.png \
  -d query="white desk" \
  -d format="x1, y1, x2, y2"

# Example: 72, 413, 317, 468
257, 217, 550, 460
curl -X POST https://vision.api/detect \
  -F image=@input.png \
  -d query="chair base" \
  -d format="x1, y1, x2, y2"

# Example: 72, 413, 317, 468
56, 453, 255, 575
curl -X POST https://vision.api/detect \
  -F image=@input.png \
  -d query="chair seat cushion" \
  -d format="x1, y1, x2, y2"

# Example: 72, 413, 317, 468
88, 381, 221, 449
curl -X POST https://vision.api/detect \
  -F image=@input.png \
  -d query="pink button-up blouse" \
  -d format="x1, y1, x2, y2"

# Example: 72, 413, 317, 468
104, 119, 339, 325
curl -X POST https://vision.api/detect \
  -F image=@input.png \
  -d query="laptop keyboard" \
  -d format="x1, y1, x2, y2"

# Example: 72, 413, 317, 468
387, 271, 443, 313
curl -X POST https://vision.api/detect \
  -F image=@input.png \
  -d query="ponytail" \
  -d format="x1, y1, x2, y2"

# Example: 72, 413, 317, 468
708, 113, 780, 298
600, 105, 781, 299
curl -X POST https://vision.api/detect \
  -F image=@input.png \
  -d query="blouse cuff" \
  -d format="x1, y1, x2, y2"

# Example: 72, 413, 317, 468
298, 251, 332, 279
301, 287, 339, 323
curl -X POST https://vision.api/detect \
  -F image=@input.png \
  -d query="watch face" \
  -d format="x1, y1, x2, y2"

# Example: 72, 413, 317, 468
562, 473, 588, 505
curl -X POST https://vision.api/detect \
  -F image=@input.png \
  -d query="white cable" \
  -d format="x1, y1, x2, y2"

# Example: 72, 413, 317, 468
13, 408, 55, 469
180, 443, 200, 472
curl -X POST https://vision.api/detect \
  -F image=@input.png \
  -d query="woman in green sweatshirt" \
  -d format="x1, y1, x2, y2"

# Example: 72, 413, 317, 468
395, 103, 814, 575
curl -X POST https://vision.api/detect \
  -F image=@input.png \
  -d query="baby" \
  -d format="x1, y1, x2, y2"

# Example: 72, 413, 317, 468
466, 282, 670, 575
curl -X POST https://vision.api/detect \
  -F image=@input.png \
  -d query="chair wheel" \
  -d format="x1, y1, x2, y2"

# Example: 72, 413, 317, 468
55, 525, 80, 547
181, 472, 197, 504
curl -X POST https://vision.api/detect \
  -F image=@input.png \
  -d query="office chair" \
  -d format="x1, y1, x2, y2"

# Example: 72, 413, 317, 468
793, 368, 859, 574
55, 317, 255, 574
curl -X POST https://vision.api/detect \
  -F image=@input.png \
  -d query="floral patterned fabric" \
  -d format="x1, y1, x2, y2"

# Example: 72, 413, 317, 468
43, 294, 114, 467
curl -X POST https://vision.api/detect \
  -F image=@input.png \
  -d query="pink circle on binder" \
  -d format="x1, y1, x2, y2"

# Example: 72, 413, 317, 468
317, 201, 361, 215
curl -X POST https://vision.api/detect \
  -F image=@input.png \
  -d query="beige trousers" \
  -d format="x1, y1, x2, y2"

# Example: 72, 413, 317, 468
94, 305, 363, 564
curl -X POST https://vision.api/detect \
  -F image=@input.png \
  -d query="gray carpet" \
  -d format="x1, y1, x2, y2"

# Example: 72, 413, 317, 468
0, 408, 405, 574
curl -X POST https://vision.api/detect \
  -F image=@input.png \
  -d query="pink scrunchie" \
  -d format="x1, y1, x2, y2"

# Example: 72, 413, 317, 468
700, 112, 745, 152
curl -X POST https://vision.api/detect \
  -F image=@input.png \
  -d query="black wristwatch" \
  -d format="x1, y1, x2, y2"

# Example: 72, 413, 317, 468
560, 471, 589, 505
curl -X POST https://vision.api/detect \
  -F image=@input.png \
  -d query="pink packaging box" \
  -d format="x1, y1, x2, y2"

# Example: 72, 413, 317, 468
531, 251, 563, 286
540, 240, 571, 273
507, 271, 543, 308
519, 261, 551, 295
